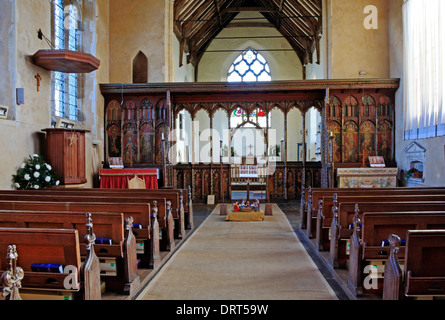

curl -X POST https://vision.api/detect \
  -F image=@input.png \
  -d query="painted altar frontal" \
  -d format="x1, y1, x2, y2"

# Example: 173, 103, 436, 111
337, 167, 398, 188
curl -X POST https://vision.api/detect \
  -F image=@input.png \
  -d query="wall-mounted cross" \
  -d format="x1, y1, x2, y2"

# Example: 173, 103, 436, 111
35, 74, 42, 92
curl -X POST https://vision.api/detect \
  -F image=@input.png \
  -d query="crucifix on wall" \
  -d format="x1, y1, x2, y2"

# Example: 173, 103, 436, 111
35, 74, 42, 92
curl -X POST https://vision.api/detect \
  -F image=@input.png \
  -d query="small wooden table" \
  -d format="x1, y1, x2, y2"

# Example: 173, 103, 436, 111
225, 211, 265, 221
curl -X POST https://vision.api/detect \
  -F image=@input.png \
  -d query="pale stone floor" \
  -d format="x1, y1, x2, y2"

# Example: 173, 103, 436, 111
138, 203, 338, 300
191, 202, 351, 300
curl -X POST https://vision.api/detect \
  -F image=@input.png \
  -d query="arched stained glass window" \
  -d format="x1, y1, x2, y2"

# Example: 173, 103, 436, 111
227, 49, 271, 82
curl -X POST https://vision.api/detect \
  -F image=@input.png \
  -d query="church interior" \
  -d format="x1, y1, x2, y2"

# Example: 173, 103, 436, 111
0, 0, 445, 304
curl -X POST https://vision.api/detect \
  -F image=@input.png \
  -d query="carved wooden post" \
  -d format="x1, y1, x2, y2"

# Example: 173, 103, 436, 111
329, 194, 341, 267
284, 112, 288, 200
300, 186, 306, 228
317, 193, 336, 251
83, 213, 102, 300
179, 193, 186, 236
1, 244, 24, 300
187, 185, 194, 230
165, 200, 175, 251
123, 216, 140, 294
383, 234, 403, 300
302, 186, 312, 231
149, 201, 161, 269
347, 207, 363, 297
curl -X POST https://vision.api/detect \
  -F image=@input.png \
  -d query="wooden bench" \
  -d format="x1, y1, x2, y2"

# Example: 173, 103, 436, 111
0, 225, 101, 300
305, 187, 445, 239
347, 211, 445, 297
0, 192, 175, 252
329, 201, 445, 268
0, 187, 191, 237
316, 193, 445, 251
383, 230, 445, 300
0, 210, 139, 295
0, 200, 161, 270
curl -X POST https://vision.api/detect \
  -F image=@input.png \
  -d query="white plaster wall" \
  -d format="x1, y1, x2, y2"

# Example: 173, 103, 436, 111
0, 0, 52, 190
109, 0, 166, 83
0, 0, 110, 190
286, 108, 303, 161
198, 12, 303, 82
172, 36, 195, 82
390, 0, 445, 186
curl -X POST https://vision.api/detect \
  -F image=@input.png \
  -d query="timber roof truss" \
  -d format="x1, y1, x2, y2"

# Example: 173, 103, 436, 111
174, 0, 323, 67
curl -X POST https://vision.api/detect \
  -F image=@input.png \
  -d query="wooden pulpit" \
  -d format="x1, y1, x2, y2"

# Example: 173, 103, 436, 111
42, 128, 89, 185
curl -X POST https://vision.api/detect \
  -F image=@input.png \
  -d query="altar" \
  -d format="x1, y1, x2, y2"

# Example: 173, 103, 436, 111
337, 167, 398, 188
99, 168, 159, 189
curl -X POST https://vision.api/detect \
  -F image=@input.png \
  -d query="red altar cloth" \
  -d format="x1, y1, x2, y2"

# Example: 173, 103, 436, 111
99, 169, 158, 189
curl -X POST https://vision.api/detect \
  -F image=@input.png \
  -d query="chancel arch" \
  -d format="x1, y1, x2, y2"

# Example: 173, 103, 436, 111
212, 108, 229, 163
268, 106, 285, 160
194, 108, 211, 164
175, 108, 193, 164
286, 107, 303, 162
305, 107, 322, 162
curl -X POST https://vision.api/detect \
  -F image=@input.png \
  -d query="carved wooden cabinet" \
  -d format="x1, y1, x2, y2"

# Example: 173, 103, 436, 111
42, 128, 89, 185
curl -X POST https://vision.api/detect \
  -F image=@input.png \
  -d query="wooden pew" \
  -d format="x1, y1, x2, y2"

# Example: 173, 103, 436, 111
306, 187, 445, 238
383, 230, 445, 300
0, 200, 160, 270
347, 211, 445, 297
316, 193, 445, 251
329, 201, 445, 268
0, 187, 190, 237
0, 210, 139, 295
0, 226, 101, 300
0, 193, 175, 252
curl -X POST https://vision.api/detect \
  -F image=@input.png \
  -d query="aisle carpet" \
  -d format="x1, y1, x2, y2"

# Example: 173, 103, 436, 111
137, 204, 337, 300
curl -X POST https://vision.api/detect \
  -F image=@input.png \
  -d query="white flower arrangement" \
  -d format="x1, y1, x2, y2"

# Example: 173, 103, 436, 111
12, 154, 60, 190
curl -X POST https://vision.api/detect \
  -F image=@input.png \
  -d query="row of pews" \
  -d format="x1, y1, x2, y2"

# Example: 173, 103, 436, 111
0, 187, 193, 300
300, 186, 445, 300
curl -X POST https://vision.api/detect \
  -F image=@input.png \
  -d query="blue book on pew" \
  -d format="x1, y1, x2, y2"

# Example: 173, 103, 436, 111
381, 239, 406, 247
95, 238, 113, 245
31, 263, 64, 273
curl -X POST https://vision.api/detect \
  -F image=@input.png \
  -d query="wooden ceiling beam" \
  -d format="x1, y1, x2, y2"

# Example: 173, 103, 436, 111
226, 22, 275, 28
173, 0, 323, 68
223, 6, 278, 12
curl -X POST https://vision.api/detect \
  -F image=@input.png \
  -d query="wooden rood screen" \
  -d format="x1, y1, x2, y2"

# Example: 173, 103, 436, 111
100, 79, 399, 201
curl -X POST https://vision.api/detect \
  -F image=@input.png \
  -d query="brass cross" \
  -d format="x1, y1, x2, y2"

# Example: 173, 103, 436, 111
359, 149, 369, 168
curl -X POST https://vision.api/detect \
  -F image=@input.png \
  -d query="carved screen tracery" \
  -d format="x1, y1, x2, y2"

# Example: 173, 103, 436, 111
139, 99, 155, 164
106, 100, 122, 159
